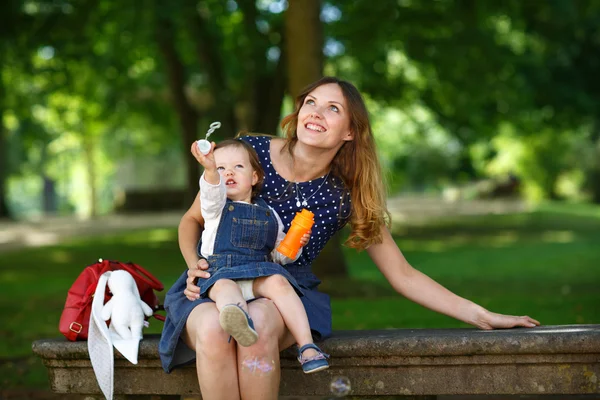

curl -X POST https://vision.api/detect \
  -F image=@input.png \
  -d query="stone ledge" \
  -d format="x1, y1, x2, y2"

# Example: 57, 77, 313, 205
32, 325, 600, 398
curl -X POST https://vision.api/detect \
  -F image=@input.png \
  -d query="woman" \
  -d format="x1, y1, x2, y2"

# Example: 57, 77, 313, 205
160, 76, 540, 400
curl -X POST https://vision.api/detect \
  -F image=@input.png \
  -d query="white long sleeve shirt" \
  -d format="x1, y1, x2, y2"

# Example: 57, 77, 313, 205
199, 173, 300, 264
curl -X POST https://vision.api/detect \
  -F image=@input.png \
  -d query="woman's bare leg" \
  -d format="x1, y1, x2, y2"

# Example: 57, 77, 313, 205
253, 275, 318, 358
183, 302, 240, 400
237, 298, 296, 400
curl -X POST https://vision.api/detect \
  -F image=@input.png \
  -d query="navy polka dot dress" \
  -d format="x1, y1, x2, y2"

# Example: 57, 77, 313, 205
242, 135, 352, 267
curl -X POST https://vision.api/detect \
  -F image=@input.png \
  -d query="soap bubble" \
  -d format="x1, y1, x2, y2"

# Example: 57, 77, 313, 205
205, 121, 221, 138
329, 376, 351, 397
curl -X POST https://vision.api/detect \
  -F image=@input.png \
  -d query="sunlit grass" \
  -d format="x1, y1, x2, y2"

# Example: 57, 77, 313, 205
329, 204, 600, 331
1, 202, 599, 389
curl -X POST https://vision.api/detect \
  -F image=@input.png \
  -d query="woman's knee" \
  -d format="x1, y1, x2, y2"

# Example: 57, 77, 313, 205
186, 304, 231, 356
248, 299, 286, 344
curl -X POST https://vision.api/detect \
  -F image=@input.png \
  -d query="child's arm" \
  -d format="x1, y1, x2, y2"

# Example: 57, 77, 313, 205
271, 210, 310, 264
199, 173, 226, 220
190, 142, 226, 220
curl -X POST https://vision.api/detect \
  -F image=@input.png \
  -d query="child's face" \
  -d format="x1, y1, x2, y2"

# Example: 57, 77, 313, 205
213, 146, 258, 203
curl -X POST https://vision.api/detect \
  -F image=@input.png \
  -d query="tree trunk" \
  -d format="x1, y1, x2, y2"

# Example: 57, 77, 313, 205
586, 122, 600, 203
40, 146, 57, 214
156, 14, 200, 204
0, 100, 10, 220
185, 0, 237, 138
234, 0, 287, 135
82, 135, 98, 218
0, 142, 9, 219
42, 176, 57, 213
285, 0, 324, 98
588, 168, 600, 204
285, 0, 348, 278
0, 47, 10, 219
255, 42, 287, 135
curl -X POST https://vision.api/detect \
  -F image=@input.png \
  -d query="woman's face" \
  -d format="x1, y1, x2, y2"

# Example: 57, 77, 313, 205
296, 83, 353, 151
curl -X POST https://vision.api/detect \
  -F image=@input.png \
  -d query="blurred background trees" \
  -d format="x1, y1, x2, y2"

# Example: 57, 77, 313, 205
2, 0, 599, 218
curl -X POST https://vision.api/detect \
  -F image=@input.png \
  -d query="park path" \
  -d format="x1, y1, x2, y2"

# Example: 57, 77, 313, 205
0, 197, 526, 253
0, 212, 183, 253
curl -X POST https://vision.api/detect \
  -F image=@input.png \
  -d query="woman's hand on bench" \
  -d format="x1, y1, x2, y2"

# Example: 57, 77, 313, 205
473, 308, 540, 330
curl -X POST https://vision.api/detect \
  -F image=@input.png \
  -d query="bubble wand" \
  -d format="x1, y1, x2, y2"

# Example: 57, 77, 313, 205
196, 121, 221, 155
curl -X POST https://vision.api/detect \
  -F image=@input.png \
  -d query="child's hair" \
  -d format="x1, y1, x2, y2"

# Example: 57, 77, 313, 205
280, 76, 391, 250
214, 139, 265, 201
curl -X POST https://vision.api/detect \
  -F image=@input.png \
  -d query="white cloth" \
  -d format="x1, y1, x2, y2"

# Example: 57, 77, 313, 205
88, 273, 114, 400
198, 172, 301, 264
88, 271, 148, 400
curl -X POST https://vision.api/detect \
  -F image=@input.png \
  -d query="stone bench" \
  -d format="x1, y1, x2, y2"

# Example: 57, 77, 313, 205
32, 324, 600, 399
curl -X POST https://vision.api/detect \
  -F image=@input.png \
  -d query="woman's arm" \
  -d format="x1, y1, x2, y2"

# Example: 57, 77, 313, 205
180, 191, 213, 301
179, 191, 205, 270
366, 226, 540, 330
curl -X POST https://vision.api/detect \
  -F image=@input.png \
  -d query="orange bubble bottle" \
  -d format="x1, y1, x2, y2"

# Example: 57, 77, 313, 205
277, 209, 315, 259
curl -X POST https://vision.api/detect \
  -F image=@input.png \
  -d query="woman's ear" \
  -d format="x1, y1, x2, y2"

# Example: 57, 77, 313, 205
342, 129, 354, 142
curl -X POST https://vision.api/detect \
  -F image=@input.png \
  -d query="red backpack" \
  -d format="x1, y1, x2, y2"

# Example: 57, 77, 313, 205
59, 259, 165, 341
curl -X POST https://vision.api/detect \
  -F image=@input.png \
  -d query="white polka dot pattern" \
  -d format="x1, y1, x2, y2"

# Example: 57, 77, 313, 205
242, 136, 352, 266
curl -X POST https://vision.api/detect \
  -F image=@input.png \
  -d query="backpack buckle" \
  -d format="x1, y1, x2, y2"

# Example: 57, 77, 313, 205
69, 322, 83, 333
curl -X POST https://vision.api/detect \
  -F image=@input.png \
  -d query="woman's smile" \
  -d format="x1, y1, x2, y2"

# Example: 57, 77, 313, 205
305, 122, 326, 132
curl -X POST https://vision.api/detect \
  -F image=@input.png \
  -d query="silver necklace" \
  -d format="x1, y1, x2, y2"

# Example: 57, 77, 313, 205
295, 171, 330, 208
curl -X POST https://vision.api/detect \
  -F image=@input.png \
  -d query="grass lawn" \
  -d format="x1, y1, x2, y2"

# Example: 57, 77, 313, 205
1, 202, 599, 390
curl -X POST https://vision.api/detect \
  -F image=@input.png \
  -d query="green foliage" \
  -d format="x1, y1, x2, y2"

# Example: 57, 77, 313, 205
4, 0, 600, 220
2, 0, 185, 217
2, 0, 293, 217
368, 97, 463, 193
470, 122, 587, 202
326, 0, 600, 200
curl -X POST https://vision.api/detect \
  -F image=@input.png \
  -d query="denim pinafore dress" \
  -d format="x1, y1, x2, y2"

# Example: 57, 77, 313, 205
196, 198, 302, 297
159, 198, 310, 373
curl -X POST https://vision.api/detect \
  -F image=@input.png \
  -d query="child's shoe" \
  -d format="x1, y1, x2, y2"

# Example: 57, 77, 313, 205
219, 304, 258, 347
297, 343, 329, 373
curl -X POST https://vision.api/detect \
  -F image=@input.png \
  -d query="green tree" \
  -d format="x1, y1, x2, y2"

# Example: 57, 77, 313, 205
285, 0, 347, 277
151, 0, 289, 201
325, 0, 600, 201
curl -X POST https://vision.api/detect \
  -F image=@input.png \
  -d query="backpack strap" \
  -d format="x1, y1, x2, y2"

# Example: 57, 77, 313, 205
113, 261, 164, 291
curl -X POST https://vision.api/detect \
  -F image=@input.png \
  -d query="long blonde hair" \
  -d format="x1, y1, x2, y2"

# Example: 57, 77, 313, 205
280, 77, 391, 250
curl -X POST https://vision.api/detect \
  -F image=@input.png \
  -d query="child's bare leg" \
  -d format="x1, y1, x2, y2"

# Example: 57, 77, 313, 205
209, 279, 258, 347
253, 275, 318, 359
208, 278, 248, 312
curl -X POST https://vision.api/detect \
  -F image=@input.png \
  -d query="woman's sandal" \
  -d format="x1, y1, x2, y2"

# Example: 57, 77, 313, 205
297, 343, 330, 374
219, 304, 258, 347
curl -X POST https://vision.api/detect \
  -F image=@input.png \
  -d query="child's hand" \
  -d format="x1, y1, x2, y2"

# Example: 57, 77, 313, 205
299, 231, 311, 247
190, 141, 217, 172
